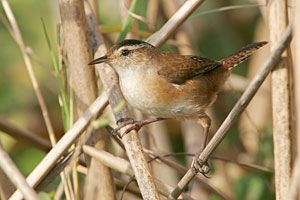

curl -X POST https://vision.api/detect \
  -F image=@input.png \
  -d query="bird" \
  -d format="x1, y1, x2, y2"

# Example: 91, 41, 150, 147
89, 39, 267, 174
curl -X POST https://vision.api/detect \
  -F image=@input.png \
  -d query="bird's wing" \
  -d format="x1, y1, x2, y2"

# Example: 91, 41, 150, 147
157, 53, 221, 85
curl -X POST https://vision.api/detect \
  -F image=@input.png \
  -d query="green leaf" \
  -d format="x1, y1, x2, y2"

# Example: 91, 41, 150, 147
41, 18, 72, 132
41, 18, 59, 73
38, 192, 52, 200
92, 118, 111, 129
190, 4, 262, 19
113, 99, 126, 113
117, 0, 146, 42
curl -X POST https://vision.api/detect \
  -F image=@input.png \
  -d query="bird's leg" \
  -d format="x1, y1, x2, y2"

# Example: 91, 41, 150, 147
191, 113, 211, 176
113, 117, 164, 137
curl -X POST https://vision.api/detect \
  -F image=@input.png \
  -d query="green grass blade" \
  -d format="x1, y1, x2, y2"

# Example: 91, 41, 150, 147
41, 18, 59, 73
41, 18, 72, 131
190, 4, 263, 19
117, 0, 145, 42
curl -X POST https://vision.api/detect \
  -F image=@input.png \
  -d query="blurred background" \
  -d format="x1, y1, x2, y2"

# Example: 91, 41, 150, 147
0, 0, 274, 199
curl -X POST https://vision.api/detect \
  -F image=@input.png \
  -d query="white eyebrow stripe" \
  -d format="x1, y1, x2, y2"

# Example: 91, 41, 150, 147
118, 45, 145, 51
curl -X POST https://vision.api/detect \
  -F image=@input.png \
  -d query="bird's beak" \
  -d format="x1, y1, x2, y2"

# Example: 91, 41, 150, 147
88, 55, 108, 65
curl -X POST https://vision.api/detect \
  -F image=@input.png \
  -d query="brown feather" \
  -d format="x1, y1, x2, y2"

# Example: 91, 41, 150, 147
220, 41, 267, 69
157, 52, 220, 84
157, 41, 267, 85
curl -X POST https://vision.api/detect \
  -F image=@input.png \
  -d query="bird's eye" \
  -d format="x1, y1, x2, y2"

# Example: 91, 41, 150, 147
121, 49, 130, 56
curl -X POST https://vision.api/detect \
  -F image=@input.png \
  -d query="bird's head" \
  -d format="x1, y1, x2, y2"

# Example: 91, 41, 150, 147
89, 39, 158, 74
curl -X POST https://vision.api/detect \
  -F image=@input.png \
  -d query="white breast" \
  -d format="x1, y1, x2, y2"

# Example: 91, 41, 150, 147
118, 69, 156, 112
117, 69, 199, 118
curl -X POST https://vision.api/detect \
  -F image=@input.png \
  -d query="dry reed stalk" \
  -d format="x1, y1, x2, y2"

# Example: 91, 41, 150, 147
0, 140, 14, 199
87, 0, 98, 18
9, 93, 108, 200
167, 24, 293, 199
58, 0, 116, 199
289, 157, 300, 199
0, 168, 14, 199
289, 0, 300, 198
0, 118, 51, 151
0, 145, 38, 200
268, 1, 293, 199
146, 0, 159, 32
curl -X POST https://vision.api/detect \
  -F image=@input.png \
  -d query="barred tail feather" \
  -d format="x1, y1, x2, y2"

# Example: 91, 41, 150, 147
220, 41, 268, 69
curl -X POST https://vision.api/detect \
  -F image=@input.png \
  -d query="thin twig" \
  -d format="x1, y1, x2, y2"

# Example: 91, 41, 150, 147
114, 178, 141, 198
0, 145, 38, 200
9, 93, 108, 200
120, 177, 135, 200
211, 156, 273, 173
146, 151, 273, 173
167, 24, 293, 200
82, 145, 133, 175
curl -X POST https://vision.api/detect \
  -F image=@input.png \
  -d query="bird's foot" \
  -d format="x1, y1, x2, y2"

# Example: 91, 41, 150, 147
191, 156, 211, 177
113, 117, 163, 138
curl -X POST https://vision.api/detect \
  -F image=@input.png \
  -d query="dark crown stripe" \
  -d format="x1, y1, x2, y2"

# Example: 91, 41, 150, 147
112, 39, 153, 51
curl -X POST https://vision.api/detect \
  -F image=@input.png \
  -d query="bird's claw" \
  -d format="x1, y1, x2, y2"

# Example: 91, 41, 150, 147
191, 157, 211, 177
113, 119, 143, 138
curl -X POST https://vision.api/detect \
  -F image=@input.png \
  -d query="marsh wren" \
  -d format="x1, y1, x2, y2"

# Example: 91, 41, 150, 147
89, 39, 267, 174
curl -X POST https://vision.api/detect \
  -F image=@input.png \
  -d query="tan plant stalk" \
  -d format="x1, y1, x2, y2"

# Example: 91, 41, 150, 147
0, 145, 38, 200
58, 0, 116, 199
289, 0, 300, 198
268, 1, 293, 199
0, 168, 14, 199
0, 138, 14, 199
